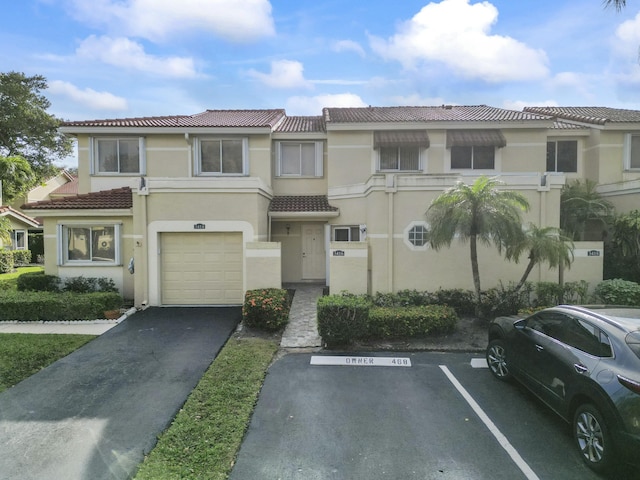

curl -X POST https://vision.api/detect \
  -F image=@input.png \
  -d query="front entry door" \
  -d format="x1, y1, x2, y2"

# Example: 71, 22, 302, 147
302, 224, 325, 280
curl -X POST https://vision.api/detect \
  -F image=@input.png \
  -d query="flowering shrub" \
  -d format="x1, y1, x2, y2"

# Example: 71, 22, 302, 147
242, 288, 290, 332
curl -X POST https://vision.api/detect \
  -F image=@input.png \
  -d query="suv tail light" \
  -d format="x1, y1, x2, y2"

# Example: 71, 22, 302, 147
626, 331, 640, 360
618, 375, 640, 395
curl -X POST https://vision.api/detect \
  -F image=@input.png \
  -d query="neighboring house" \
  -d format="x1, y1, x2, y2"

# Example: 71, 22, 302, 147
22, 105, 631, 307
0, 205, 40, 251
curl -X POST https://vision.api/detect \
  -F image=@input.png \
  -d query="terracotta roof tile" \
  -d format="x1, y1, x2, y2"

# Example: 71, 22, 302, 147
22, 187, 132, 210
274, 116, 326, 133
323, 105, 550, 123
0, 206, 41, 227
50, 177, 79, 196
63, 110, 286, 128
269, 195, 338, 213
524, 106, 640, 125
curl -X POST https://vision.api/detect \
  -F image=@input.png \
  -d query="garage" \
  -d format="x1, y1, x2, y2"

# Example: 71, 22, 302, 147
161, 232, 243, 305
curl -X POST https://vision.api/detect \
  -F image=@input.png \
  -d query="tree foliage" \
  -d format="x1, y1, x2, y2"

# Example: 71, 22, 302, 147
604, 210, 640, 282
0, 216, 11, 245
0, 72, 72, 180
604, 0, 626, 11
0, 155, 37, 204
504, 223, 574, 292
425, 176, 530, 302
560, 179, 612, 241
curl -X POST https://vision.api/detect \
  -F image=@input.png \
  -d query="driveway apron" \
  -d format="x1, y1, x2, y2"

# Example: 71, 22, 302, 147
0, 307, 239, 480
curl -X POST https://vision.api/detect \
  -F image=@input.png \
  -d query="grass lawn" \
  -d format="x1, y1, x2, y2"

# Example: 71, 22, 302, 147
0, 333, 96, 393
134, 337, 279, 480
0, 266, 44, 291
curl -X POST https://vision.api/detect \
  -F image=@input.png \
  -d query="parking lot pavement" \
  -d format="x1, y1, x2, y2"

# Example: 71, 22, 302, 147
230, 352, 633, 480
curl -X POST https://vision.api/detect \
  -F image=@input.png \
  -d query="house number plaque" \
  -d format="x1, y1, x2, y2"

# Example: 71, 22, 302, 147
194, 223, 206, 230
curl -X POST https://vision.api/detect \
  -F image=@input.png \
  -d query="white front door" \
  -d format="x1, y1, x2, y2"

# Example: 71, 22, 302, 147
302, 224, 325, 280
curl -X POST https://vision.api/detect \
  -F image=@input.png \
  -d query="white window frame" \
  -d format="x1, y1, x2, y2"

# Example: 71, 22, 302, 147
12, 229, 27, 250
275, 141, 323, 177
623, 133, 640, 171
193, 137, 249, 176
56, 223, 121, 266
332, 225, 366, 242
404, 221, 430, 251
377, 146, 423, 172
90, 137, 146, 175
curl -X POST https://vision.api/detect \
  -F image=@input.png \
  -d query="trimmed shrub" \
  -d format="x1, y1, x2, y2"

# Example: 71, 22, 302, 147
12, 250, 31, 267
431, 288, 476, 316
369, 305, 457, 338
0, 291, 123, 321
534, 282, 563, 307
478, 283, 531, 320
17, 271, 61, 292
242, 288, 290, 332
63, 276, 118, 293
0, 250, 14, 274
594, 279, 640, 306
563, 280, 590, 304
317, 294, 370, 347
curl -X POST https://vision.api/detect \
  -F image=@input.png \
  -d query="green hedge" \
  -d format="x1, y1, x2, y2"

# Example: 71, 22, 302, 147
0, 291, 123, 321
0, 251, 13, 274
369, 305, 457, 338
12, 250, 31, 267
317, 295, 370, 346
17, 271, 61, 292
594, 279, 640, 306
242, 288, 290, 332
317, 294, 458, 347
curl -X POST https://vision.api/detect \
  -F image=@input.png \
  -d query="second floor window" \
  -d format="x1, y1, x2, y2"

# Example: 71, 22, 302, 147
451, 146, 495, 169
276, 141, 323, 177
379, 147, 421, 171
93, 138, 144, 174
625, 133, 640, 170
196, 138, 247, 175
547, 140, 577, 172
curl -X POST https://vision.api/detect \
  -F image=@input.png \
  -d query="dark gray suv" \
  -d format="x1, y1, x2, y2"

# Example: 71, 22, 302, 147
486, 305, 640, 472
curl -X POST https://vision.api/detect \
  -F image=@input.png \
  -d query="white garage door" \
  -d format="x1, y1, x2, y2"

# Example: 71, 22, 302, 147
161, 232, 243, 305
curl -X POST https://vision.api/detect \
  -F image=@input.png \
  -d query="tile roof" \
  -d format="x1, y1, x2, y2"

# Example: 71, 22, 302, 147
269, 195, 338, 213
323, 105, 551, 123
274, 116, 326, 133
524, 106, 640, 125
50, 177, 79, 196
22, 187, 132, 210
0, 206, 41, 227
62, 110, 287, 128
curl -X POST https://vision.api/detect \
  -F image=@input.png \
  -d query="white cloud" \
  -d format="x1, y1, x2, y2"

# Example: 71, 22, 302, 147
69, 0, 275, 43
389, 94, 447, 106
286, 93, 368, 115
247, 60, 312, 89
369, 0, 548, 83
333, 40, 366, 57
48, 80, 128, 111
502, 99, 558, 111
76, 35, 198, 78
614, 12, 640, 57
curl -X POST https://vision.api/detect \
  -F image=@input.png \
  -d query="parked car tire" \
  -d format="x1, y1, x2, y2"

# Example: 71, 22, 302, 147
573, 403, 614, 472
486, 339, 511, 381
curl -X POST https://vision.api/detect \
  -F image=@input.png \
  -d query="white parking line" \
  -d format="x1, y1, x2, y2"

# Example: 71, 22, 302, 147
470, 358, 488, 368
439, 365, 540, 480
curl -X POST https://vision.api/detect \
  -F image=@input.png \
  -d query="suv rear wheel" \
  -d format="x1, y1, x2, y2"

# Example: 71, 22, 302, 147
573, 403, 614, 472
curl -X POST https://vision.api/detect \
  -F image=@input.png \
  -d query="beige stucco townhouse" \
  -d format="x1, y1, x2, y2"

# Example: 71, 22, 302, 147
22, 105, 631, 308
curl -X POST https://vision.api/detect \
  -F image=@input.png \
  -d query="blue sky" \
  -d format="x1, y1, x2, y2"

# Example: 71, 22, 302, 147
2, 0, 640, 123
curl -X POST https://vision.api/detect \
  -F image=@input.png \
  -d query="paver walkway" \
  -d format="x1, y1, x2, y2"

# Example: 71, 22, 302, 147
280, 283, 324, 349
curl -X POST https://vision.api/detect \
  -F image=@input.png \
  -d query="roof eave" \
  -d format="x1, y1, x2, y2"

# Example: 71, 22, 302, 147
60, 126, 275, 135
21, 208, 133, 217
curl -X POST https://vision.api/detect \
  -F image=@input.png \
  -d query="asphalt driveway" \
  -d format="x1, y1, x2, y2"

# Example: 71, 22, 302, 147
0, 307, 240, 480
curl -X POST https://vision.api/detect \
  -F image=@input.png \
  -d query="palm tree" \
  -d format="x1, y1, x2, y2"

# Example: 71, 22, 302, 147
505, 224, 575, 292
0, 216, 11, 246
425, 176, 530, 303
560, 179, 612, 241
604, 0, 626, 11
